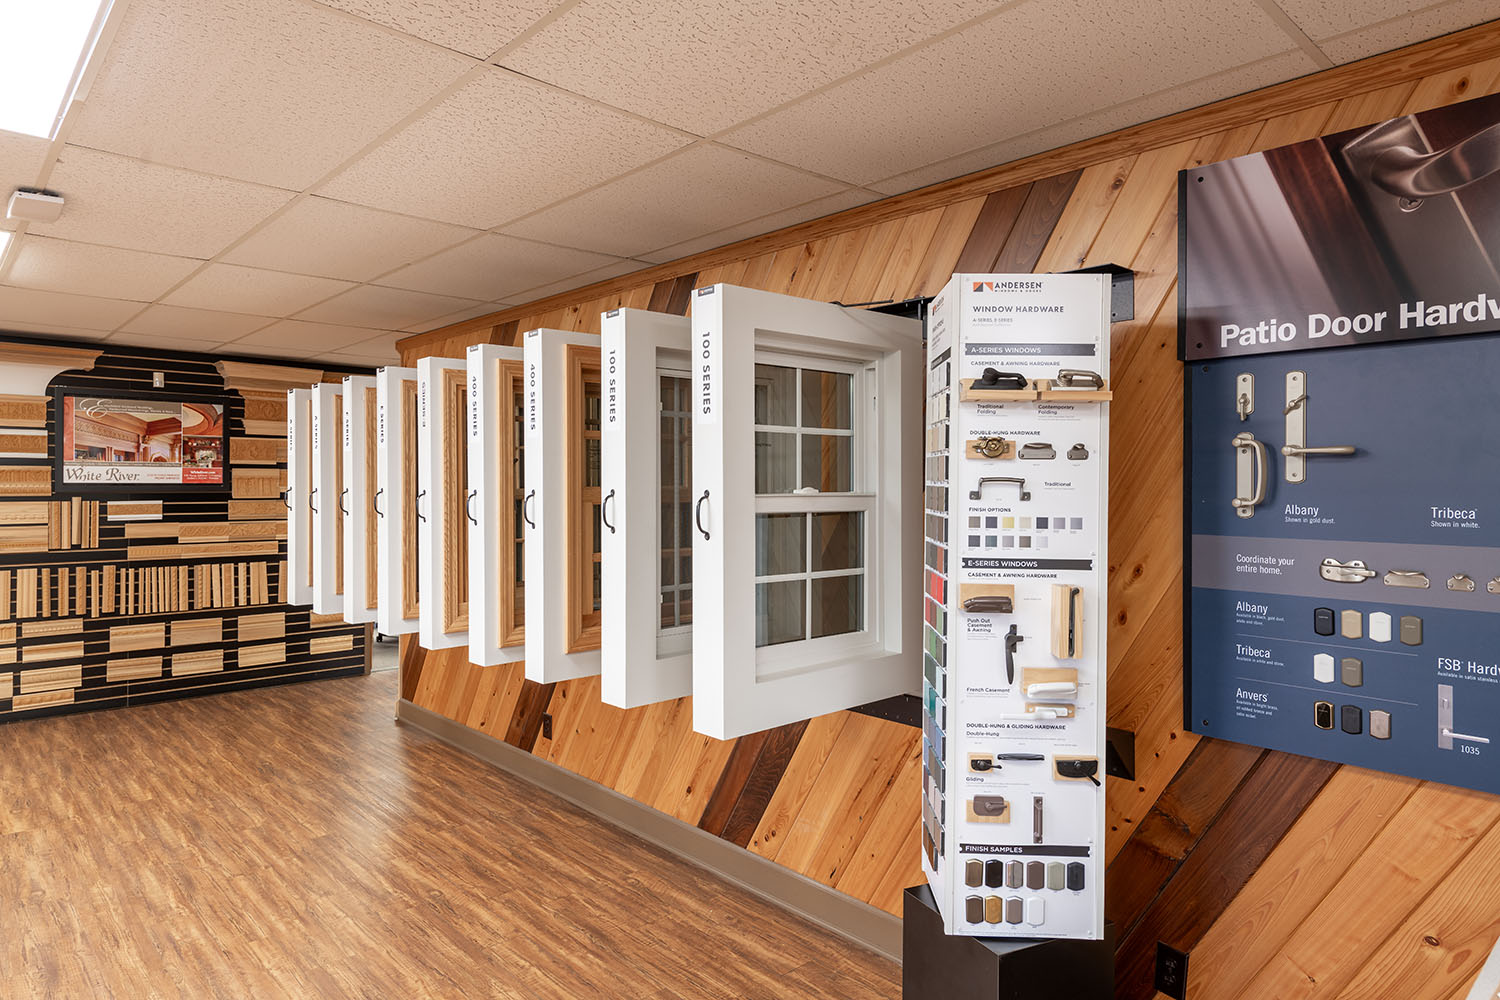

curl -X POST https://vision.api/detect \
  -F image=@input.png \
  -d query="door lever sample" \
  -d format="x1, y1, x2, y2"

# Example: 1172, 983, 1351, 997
1004, 624, 1024, 684
1438, 684, 1491, 749
1236, 372, 1254, 420
1231, 432, 1268, 519
1320, 558, 1375, 583
970, 476, 1030, 502
1050, 583, 1083, 658
1384, 569, 1429, 589
1282, 370, 1356, 483
1018, 442, 1056, 460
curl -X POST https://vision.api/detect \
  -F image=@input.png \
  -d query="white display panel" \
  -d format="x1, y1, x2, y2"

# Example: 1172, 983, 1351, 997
600, 309, 694, 708
417, 356, 468, 651
690, 284, 923, 740
376, 366, 420, 637
285, 387, 313, 607
922, 273, 1111, 941
310, 382, 345, 617
466, 344, 526, 667
522, 329, 603, 684
341, 375, 378, 625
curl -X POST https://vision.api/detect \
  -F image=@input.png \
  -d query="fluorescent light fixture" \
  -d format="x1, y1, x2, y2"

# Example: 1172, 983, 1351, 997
0, 231, 11, 257
0, 1, 112, 139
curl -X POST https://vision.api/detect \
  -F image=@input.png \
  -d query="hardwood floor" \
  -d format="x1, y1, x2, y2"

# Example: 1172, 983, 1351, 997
0, 671, 899, 999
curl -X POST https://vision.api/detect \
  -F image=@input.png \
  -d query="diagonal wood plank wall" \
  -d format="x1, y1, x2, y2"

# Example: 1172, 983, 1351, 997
398, 22, 1500, 999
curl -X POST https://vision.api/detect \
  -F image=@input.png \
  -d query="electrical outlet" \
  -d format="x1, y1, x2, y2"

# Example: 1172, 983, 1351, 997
541, 713, 552, 740
1154, 942, 1189, 999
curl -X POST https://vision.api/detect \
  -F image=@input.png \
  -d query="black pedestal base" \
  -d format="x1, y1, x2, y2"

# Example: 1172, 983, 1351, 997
902, 885, 1114, 1000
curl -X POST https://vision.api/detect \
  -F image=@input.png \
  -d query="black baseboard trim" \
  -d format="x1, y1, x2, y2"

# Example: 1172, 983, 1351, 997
395, 698, 904, 962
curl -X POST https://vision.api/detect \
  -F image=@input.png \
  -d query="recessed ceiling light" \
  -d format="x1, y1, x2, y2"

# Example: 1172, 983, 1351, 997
0, 1, 112, 139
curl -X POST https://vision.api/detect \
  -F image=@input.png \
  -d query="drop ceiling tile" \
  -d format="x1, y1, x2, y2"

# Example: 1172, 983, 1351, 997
317, 67, 691, 228
866, 49, 1321, 195
105, 332, 237, 353
0, 286, 143, 331
336, 331, 407, 358
228, 320, 398, 353
318, 349, 402, 366
0, 321, 115, 343
0, 132, 50, 189
379, 233, 628, 300
70, 0, 476, 189
118, 304, 275, 341
295, 284, 484, 328
400, 302, 511, 333
221, 197, 479, 282
637, 188, 878, 263
508, 259, 645, 303
7, 236, 201, 301
1273, 0, 1461, 40
35, 146, 295, 259
500, 0, 1000, 135
161, 263, 355, 315
501, 145, 847, 258
1313, 0, 1500, 62
720, 0, 1293, 186
311, 0, 558, 57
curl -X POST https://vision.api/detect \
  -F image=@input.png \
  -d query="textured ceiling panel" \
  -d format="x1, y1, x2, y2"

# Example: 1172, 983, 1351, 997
221, 196, 478, 282
0, 286, 142, 331
503, 258, 645, 302
1274, 0, 1456, 39
637, 187, 877, 263
117, 304, 274, 340
378, 233, 626, 301
310, 0, 561, 57
227, 319, 398, 352
1312, 0, 1500, 62
501, 144, 847, 257
69, 0, 476, 189
161, 263, 355, 316
36, 146, 295, 259
332, 330, 406, 359
106, 331, 237, 352
401, 301, 513, 333
0, 321, 117, 343
294, 283, 484, 328
500, 0, 1001, 135
720, 0, 1294, 185
316, 67, 691, 228
7, 236, 201, 301
0, 132, 50, 192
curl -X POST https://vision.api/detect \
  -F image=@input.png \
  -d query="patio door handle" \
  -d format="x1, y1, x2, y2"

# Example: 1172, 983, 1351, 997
1370, 120, 1500, 202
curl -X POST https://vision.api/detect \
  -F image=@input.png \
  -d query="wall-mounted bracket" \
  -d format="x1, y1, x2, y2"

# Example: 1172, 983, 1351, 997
1104, 727, 1135, 780
1062, 263, 1135, 322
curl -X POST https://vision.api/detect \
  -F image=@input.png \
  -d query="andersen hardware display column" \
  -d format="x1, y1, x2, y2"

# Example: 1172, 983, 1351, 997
922, 273, 1111, 942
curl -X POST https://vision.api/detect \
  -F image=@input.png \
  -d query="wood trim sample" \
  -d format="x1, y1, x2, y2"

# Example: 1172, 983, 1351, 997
239, 612, 285, 642
564, 344, 603, 653
239, 642, 285, 668
232, 468, 286, 499
22, 642, 84, 663
229, 437, 287, 465
0, 674, 10, 700
18, 665, 83, 691
498, 358, 526, 648
441, 366, 468, 634
308, 611, 346, 627
107, 501, 163, 520
22, 619, 83, 638
310, 634, 355, 656
228, 499, 284, 520
13, 689, 73, 711
171, 649, 224, 677
110, 623, 166, 652
0, 393, 48, 428
170, 617, 222, 647
128, 541, 280, 561
400, 378, 420, 620
0, 466, 50, 496
0, 525, 49, 552
0, 502, 48, 524
107, 656, 163, 682
240, 394, 288, 424
0, 433, 47, 455
364, 385, 379, 612
0, 623, 15, 644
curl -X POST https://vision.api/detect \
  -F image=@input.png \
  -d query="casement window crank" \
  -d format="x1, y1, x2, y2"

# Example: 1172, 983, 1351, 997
1053, 369, 1104, 389
975, 368, 1029, 390
1283, 371, 1355, 483
971, 476, 1030, 502
1004, 624, 1023, 684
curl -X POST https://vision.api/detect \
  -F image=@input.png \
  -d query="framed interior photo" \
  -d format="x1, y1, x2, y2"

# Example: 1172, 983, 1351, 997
53, 386, 232, 496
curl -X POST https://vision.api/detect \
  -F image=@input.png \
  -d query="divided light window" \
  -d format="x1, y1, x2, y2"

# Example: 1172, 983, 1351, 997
566, 346, 604, 652
502, 362, 526, 646
659, 372, 693, 649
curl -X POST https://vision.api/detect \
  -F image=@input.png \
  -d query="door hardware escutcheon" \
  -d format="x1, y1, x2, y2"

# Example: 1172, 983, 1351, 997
1236, 373, 1254, 421
1383, 569, 1429, 588
1231, 432, 1267, 518
1283, 371, 1355, 483
970, 477, 1030, 501
1320, 558, 1375, 583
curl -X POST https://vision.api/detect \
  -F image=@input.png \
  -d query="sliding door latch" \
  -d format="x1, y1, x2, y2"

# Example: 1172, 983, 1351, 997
1236, 373, 1254, 420
1231, 432, 1267, 518
1320, 558, 1375, 583
1283, 371, 1355, 482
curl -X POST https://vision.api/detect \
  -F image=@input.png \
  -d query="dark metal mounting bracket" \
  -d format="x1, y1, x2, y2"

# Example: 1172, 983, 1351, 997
1105, 726, 1137, 780
1061, 263, 1135, 323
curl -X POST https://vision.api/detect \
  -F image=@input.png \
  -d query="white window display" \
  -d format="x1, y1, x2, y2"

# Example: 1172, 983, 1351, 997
523, 328, 604, 684
417, 356, 468, 651
466, 344, 527, 667
310, 381, 345, 617
690, 284, 923, 740
341, 375, 378, 625
600, 308, 694, 708
376, 365, 420, 637
284, 387, 313, 607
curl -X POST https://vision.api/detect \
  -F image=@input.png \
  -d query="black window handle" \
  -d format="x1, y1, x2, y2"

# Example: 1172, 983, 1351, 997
373, 488, 384, 519
602, 489, 616, 534
309, 487, 319, 514
695, 490, 710, 541
280, 487, 292, 511
522, 490, 536, 528
338, 489, 350, 515
466, 489, 478, 525
415, 488, 426, 522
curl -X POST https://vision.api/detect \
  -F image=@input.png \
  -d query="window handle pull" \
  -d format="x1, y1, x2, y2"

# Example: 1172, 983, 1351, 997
522, 490, 535, 528
970, 476, 1030, 502
415, 488, 426, 523
280, 487, 292, 511
602, 489, 616, 534
465, 489, 478, 525
309, 487, 319, 514
338, 489, 350, 516
373, 488, 384, 519
695, 490, 710, 541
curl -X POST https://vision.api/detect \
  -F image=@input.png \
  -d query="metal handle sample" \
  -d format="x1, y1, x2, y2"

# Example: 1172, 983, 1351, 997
1369, 120, 1500, 201
280, 487, 292, 511
1282, 445, 1356, 456
695, 490, 710, 540
601, 489, 616, 534
962, 595, 1012, 614
521, 490, 535, 528
1054, 369, 1103, 388
1018, 442, 1055, 460
1236, 373, 1254, 420
1004, 624, 1023, 685
1439, 684, 1492, 748
465, 489, 478, 525
975, 368, 1028, 390
414, 488, 426, 522
1033, 796, 1044, 845
1025, 681, 1078, 699
970, 477, 1030, 501
1231, 432, 1267, 518
309, 487, 319, 514
1066, 586, 1080, 657
1449, 573, 1476, 592
373, 488, 384, 519
1000, 708, 1068, 721
1067, 443, 1089, 460
1320, 558, 1375, 583
338, 489, 350, 515
1383, 569, 1428, 588
1284, 371, 1355, 482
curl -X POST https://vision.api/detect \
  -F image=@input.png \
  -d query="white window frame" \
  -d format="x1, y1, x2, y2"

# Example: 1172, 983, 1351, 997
376, 366, 420, 636
285, 387, 313, 607
600, 308, 695, 708
341, 375, 378, 625
310, 382, 345, 617
523, 328, 603, 684
691, 284, 922, 740
467, 344, 526, 666
417, 356, 468, 651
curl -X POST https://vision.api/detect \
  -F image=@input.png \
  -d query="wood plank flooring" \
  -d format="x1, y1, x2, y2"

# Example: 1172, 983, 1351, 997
0, 671, 898, 1000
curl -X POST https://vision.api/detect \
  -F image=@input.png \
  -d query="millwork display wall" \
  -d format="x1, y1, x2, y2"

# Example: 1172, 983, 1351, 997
398, 23, 1500, 1000
0, 341, 371, 723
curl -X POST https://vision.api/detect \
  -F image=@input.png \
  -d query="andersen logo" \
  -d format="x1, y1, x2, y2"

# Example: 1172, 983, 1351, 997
973, 280, 1043, 292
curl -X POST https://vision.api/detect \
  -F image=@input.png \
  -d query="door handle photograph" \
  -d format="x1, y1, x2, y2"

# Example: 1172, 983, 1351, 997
1366, 119, 1500, 204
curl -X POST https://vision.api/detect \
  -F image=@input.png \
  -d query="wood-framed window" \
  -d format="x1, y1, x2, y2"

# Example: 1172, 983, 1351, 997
465, 344, 525, 667
310, 382, 345, 616
400, 376, 419, 622
375, 366, 420, 636
690, 284, 923, 740
362, 383, 378, 613
565, 344, 603, 653
285, 387, 314, 607
339, 375, 378, 624
417, 356, 468, 651
441, 365, 469, 635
